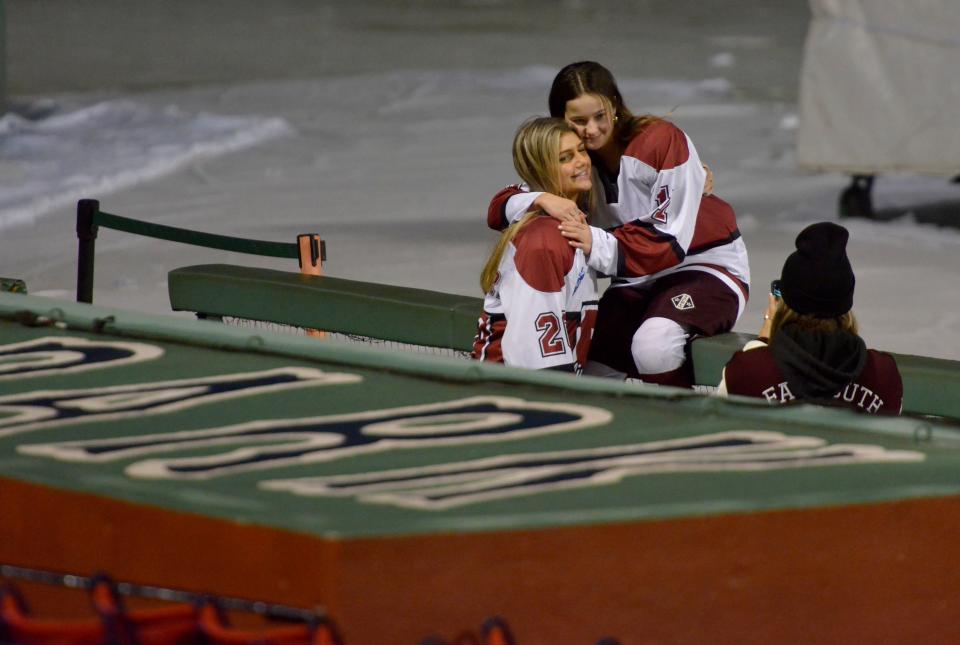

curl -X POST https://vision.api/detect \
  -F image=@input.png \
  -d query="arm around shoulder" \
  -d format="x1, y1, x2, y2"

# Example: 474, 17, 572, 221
488, 185, 540, 231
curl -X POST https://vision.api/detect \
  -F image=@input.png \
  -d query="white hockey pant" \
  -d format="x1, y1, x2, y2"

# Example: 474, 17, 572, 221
630, 316, 688, 375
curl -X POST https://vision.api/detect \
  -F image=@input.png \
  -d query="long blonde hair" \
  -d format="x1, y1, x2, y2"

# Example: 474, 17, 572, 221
480, 117, 593, 293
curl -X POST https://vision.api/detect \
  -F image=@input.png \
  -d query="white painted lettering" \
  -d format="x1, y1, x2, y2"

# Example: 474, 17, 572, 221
0, 336, 163, 381
1, 367, 360, 439
19, 396, 612, 480
263, 431, 924, 511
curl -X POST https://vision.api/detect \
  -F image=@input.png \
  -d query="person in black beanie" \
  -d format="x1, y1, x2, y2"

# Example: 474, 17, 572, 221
718, 222, 902, 414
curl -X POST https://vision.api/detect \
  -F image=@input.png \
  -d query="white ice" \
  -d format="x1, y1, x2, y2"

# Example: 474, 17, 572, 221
1, 4, 958, 361
0, 102, 292, 230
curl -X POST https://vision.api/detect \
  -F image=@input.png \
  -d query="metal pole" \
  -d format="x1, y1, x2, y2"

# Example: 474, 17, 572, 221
76, 199, 100, 303
0, 0, 6, 116
298, 233, 326, 338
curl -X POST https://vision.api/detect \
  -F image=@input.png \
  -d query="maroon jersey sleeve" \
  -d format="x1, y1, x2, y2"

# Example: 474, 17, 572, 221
487, 185, 526, 231
688, 195, 741, 254
609, 224, 686, 277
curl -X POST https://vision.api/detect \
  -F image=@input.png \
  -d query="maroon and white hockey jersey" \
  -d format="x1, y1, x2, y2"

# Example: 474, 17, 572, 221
488, 120, 750, 318
473, 216, 599, 371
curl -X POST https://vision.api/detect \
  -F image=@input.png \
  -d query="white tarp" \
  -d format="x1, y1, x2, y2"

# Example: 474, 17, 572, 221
797, 0, 960, 175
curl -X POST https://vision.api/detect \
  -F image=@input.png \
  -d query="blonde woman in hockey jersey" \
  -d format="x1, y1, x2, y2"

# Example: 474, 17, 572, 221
488, 61, 750, 387
472, 117, 599, 372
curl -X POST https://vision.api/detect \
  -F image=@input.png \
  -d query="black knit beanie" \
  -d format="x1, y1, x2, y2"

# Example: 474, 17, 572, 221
779, 222, 855, 318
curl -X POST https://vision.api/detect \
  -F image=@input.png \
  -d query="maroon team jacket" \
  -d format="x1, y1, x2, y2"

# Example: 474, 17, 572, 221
723, 344, 903, 414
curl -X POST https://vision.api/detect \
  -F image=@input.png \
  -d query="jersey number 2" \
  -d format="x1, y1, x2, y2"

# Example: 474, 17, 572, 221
652, 185, 670, 223
536, 312, 565, 357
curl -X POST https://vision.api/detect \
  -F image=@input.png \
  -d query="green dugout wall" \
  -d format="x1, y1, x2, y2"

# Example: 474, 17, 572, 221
3, 292, 960, 643
168, 263, 960, 421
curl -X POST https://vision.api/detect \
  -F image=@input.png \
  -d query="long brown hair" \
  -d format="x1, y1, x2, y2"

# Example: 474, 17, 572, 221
770, 302, 859, 340
480, 117, 593, 293
547, 61, 660, 149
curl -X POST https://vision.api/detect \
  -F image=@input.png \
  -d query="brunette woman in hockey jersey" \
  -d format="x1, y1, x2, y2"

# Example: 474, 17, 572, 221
487, 61, 750, 387
718, 222, 902, 414
472, 117, 599, 372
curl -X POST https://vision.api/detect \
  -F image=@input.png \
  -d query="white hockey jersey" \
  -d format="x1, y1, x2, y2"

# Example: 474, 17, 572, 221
473, 216, 599, 371
488, 120, 750, 318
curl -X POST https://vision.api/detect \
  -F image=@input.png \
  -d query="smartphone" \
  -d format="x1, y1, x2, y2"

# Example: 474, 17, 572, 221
770, 279, 782, 300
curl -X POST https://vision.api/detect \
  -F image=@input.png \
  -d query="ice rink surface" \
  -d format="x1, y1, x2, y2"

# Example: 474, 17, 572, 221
2, 0, 958, 360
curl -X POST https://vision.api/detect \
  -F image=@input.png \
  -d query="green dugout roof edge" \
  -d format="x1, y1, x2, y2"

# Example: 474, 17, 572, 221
1, 291, 952, 445
3, 291, 960, 538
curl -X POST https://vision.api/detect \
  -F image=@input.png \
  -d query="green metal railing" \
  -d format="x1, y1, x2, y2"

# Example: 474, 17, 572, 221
75, 199, 324, 304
